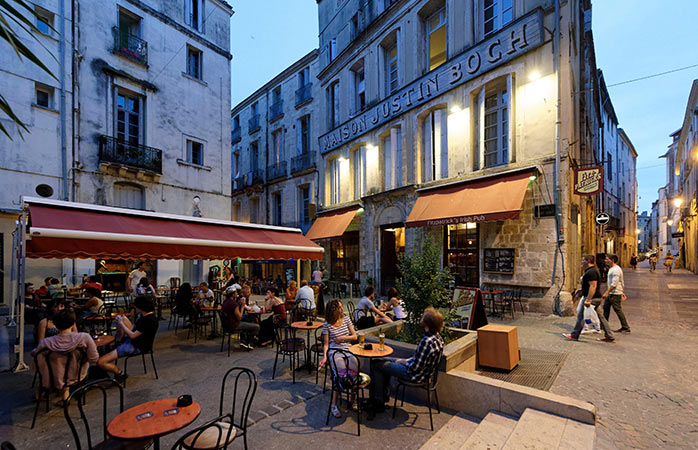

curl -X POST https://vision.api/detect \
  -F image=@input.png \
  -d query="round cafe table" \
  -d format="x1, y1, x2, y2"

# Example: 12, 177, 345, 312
291, 320, 324, 373
93, 334, 115, 348
201, 306, 222, 337
349, 343, 394, 358
107, 398, 201, 450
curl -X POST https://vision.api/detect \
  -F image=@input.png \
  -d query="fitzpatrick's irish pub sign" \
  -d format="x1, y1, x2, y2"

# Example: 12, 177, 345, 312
574, 166, 604, 196
318, 9, 544, 154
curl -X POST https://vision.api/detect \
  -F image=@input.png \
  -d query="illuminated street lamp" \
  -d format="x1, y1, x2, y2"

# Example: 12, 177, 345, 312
673, 197, 683, 208
667, 219, 674, 226
635, 228, 641, 234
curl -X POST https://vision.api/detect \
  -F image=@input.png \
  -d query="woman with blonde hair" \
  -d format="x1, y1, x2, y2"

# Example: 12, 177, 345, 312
285, 280, 298, 311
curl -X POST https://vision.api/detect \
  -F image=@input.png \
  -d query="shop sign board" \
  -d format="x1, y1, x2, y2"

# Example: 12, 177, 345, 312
595, 213, 610, 225
574, 166, 604, 196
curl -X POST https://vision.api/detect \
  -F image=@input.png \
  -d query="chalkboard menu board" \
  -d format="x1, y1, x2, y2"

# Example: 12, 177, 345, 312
483, 248, 516, 274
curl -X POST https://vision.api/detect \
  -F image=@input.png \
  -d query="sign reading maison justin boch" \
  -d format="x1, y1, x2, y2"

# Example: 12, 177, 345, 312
319, 9, 544, 154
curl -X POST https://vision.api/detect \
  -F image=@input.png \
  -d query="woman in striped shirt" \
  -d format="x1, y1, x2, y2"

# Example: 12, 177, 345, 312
320, 299, 357, 418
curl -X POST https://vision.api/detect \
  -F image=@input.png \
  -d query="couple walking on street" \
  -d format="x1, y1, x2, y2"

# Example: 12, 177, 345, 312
564, 254, 631, 342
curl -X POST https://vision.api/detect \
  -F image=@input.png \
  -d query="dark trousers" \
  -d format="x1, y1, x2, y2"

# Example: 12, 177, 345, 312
571, 298, 613, 339
369, 358, 410, 404
604, 294, 630, 330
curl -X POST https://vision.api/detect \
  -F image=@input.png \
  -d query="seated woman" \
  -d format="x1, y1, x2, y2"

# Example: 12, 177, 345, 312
221, 291, 260, 350
31, 309, 99, 402
97, 296, 159, 385
175, 283, 196, 319
136, 277, 156, 296
73, 287, 104, 319
258, 287, 286, 346
384, 287, 407, 321
36, 300, 77, 344
319, 299, 359, 419
285, 281, 298, 311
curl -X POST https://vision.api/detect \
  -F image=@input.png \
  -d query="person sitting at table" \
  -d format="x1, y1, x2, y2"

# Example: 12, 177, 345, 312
319, 299, 359, 418
136, 277, 156, 296
36, 277, 53, 299
368, 307, 444, 412
221, 291, 260, 350
258, 287, 286, 346
36, 300, 77, 344
97, 296, 159, 385
196, 282, 215, 307
31, 308, 99, 402
222, 266, 237, 288
24, 282, 45, 326
384, 288, 407, 321
295, 280, 315, 311
285, 281, 298, 311
79, 275, 102, 291
354, 286, 392, 330
73, 287, 103, 319
47, 277, 67, 299
175, 282, 196, 320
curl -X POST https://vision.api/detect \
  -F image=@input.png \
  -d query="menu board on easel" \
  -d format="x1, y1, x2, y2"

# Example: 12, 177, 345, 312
483, 248, 516, 274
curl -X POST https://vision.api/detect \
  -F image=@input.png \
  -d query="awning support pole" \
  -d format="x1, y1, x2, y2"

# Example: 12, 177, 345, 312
296, 259, 301, 284
13, 211, 30, 372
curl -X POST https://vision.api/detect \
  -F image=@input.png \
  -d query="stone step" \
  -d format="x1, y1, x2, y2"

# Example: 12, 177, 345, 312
558, 417, 596, 450
419, 412, 480, 450
458, 411, 518, 450
502, 408, 567, 450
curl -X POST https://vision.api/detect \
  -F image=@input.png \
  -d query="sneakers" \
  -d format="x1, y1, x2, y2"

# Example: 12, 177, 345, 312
562, 333, 579, 341
114, 371, 128, 386
598, 337, 615, 342
240, 342, 254, 351
614, 328, 631, 333
331, 404, 342, 418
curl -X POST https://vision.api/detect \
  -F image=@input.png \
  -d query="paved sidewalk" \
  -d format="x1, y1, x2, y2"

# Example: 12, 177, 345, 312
492, 261, 698, 449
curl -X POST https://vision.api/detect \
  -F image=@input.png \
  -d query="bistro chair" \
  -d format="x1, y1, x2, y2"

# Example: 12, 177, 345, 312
187, 315, 212, 343
272, 324, 305, 384
32, 347, 90, 429
169, 305, 187, 332
325, 349, 370, 436
392, 348, 444, 431
311, 327, 329, 391
218, 311, 243, 357
121, 348, 159, 386
513, 288, 525, 315
346, 301, 357, 326
63, 378, 152, 450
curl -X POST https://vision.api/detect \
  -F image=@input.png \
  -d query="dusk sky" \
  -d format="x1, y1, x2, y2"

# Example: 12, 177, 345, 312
229, 1, 698, 214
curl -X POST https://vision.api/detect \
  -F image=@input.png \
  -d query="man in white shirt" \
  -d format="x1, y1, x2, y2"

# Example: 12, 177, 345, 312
197, 282, 215, 307
603, 254, 630, 333
295, 280, 316, 310
127, 262, 147, 296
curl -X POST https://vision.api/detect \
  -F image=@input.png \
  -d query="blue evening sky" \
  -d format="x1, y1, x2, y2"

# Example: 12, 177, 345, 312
228, 1, 698, 213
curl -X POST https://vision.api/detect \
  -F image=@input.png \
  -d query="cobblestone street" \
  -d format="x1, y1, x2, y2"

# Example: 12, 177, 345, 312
494, 261, 698, 449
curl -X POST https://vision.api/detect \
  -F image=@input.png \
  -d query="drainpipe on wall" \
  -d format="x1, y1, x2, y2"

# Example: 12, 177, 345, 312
551, 0, 564, 304
59, 0, 67, 201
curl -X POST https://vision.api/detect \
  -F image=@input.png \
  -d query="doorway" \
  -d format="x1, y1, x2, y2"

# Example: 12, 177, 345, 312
380, 224, 405, 295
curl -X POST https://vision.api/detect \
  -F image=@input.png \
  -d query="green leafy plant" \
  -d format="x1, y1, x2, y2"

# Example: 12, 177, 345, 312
396, 234, 454, 341
0, 0, 58, 138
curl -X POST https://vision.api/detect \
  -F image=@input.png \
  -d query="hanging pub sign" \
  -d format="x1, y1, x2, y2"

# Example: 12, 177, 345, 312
573, 166, 604, 196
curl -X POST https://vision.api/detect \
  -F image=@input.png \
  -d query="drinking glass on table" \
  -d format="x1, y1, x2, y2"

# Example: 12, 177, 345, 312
358, 333, 365, 347
379, 330, 385, 351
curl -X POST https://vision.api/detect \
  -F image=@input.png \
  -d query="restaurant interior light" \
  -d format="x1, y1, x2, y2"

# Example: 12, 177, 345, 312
528, 70, 541, 81
450, 105, 462, 114
635, 228, 641, 234
667, 219, 674, 226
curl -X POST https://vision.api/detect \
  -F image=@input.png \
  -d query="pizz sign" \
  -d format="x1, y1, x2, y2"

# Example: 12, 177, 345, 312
318, 9, 544, 154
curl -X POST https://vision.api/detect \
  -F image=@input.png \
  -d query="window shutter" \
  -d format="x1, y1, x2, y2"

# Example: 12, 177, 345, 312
423, 113, 433, 182
333, 83, 340, 127
296, 119, 302, 155
394, 128, 402, 186
433, 109, 443, 180
384, 135, 392, 190
440, 110, 448, 179
184, 0, 191, 26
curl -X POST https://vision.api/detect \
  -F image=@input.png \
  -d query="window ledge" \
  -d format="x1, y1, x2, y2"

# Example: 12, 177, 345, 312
176, 159, 212, 171
181, 72, 207, 86
32, 103, 59, 114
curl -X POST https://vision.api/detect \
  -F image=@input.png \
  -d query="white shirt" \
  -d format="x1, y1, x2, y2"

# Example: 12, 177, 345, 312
607, 265, 624, 295
128, 269, 146, 294
355, 296, 375, 322
392, 301, 407, 320
295, 285, 315, 309
197, 289, 215, 307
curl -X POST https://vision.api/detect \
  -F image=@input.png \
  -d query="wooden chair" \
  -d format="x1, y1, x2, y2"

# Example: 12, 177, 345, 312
272, 324, 305, 384
173, 367, 257, 450
325, 349, 371, 436
392, 348, 443, 431
63, 379, 152, 450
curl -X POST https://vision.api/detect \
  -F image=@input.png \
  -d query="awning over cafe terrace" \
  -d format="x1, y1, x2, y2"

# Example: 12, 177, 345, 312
405, 169, 535, 228
23, 197, 324, 260
305, 205, 361, 241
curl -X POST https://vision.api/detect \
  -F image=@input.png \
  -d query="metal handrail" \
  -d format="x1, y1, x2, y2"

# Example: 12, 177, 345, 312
112, 27, 148, 65
99, 135, 162, 173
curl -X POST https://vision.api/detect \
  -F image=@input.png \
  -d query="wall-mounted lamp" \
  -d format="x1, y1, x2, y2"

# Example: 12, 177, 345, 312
667, 219, 674, 226
673, 197, 683, 208
528, 70, 541, 81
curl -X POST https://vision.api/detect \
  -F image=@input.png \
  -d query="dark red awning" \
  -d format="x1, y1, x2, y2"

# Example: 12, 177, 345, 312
24, 198, 324, 260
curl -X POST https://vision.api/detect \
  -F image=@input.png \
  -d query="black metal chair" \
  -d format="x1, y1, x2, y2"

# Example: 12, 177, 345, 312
392, 348, 444, 431
173, 367, 257, 450
121, 348, 158, 387
218, 311, 243, 357
272, 324, 305, 384
63, 378, 152, 450
310, 327, 329, 391
325, 349, 370, 436
346, 301, 357, 325
168, 305, 187, 332
32, 347, 89, 429
187, 314, 212, 343
513, 288, 525, 315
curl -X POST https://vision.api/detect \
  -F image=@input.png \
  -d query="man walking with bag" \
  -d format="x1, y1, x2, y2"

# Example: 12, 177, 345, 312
604, 254, 631, 333
564, 255, 615, 342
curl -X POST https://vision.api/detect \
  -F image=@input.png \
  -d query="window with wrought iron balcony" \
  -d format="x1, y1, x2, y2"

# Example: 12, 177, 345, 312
231, 126, 241, 144
248, 114, 260, 133
295, 83, 312, 107
291, 152, 316, 175
99, 135, 162, 174
112, 26, 148, 66
269, 99, 284, 121
267, 161, 287, 182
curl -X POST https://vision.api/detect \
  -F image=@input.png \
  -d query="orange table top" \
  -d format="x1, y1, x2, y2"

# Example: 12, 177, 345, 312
200, 307, 221, 311
349, 343, 394, 358
93, 335, 115, 347
291, 320, 324, 330
107, 398, 201, 441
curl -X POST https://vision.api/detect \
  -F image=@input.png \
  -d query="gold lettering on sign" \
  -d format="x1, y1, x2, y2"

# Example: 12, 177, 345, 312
574, 166, 604, 196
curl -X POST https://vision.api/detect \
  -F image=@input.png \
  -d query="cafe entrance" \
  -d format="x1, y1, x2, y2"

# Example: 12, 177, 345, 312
380, 224, 405, 294
444, 223, 479, 287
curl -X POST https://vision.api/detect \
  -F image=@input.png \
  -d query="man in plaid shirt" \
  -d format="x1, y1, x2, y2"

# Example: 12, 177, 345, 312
369, 307, 444, 412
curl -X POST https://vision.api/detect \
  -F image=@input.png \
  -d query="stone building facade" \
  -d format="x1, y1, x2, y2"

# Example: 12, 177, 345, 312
0, 0, 233, 301
310, 0, 606, 312
230, 50, 321, 280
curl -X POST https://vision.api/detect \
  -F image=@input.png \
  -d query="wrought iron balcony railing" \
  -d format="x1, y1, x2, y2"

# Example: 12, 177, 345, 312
291, 152, 316, 174
266, 161, 287, 182
248, 114, 260, 133
99, 135, 162, 174
269, 100, 284, 120
245, 168, 265, 186
231, 126, 241, 144
112, 27, 148, 65
232, 175, 245, 193
295, 83, 312, 107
